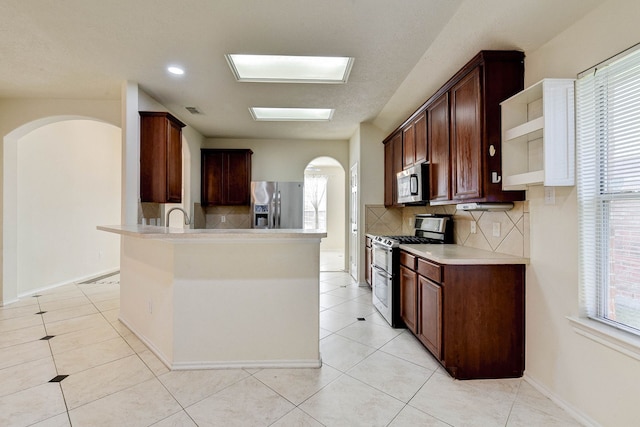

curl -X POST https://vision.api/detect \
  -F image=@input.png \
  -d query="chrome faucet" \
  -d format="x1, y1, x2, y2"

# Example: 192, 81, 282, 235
166, 207, 191, 227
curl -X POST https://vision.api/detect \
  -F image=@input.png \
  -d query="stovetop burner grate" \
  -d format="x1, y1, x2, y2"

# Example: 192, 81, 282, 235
385, 235, 445, 244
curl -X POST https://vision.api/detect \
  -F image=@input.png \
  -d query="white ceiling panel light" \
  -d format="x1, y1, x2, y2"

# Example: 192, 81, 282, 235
250, 107, 334, 121
227, 54, 353, 83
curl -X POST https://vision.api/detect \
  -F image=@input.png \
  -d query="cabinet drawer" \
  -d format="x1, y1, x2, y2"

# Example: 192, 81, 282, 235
418, 258, 442, 283
400, 251, 416, 270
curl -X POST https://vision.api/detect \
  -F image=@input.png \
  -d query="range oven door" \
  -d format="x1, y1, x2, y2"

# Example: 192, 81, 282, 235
372, 265, 393, 325
372, 242, 394, 272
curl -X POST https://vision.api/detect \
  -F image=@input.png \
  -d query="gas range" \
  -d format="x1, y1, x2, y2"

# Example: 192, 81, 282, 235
372, 235, 446, 248
371, 214, 454, 249
371, 214, 453, 328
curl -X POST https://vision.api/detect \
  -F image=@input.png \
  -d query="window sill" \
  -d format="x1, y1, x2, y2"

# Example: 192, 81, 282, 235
567, 316, 640, 361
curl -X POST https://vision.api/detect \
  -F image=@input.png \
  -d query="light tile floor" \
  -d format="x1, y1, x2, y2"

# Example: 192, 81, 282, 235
0, 272, 583, 426
320, 250, 346, 272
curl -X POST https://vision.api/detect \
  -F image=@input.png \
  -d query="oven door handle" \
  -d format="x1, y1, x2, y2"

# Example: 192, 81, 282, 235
372, 264, 392, 277
372, 242, 393, 252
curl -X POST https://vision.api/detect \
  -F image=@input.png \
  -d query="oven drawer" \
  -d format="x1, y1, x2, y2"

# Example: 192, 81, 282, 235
400, 251, 416, 269
418, 258, 442, 283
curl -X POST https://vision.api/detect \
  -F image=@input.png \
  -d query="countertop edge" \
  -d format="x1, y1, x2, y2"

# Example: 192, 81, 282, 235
399, 243, 529, 265
98, 225, 327, 240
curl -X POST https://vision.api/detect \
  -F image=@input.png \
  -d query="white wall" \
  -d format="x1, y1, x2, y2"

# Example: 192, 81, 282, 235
349, 123, 386, 284
205, 138, 349, 182
310, 164, 346, 252
17, 120, 121, 294
1, 98, 120, 304
522, 1, 640, 425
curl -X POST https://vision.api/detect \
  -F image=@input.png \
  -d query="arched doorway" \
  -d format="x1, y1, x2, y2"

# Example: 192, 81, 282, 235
304, 157, 346, 271
3, 117, 121, 301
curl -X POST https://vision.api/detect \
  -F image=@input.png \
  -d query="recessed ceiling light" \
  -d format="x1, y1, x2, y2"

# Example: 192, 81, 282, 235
227, 54, 353, 83
249, 107, 334, 121
167, 66, 185, 75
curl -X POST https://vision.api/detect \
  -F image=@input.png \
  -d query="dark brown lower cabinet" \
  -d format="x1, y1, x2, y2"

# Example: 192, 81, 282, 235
399, 265, 418, 334
400, 250, 525, 379
417, 275, 442, 359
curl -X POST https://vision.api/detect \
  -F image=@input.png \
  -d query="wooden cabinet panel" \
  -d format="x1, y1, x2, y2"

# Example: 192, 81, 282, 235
383, 132, 403, 207
427, 93, 450, 202
442, 264, 525, 379
451, 67, 482, 200
402, 112, 427, 170
201, 150, 224, 205
414, 112, 427, 165
224, 151, 252, 205
417, 258, 442, 283
400, 251, 416, 270
402, 123, 415, 170
139, 111, 186, 203
201, 149, 252, 206
418, 275, 442, 359
400, 265, 418, 333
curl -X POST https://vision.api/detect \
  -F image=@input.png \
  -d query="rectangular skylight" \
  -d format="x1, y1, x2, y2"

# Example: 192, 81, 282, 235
227, 54, 353, 83
249, 107, 334, 121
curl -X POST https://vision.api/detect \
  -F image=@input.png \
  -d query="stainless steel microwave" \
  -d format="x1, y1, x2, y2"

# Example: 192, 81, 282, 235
396, 163, 429, 204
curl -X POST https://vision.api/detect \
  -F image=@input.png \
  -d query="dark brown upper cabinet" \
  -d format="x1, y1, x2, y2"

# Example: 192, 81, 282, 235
383, 131, 403, 207
402, 111, 427, 170
139, 111, 185, 203
383, 50, 526, 206
427, 93, 450, 203
201, 149, 253, 206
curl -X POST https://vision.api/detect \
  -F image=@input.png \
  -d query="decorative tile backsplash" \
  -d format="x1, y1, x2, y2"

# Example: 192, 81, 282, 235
365, 201, 529, 258
193, 203, 251, 229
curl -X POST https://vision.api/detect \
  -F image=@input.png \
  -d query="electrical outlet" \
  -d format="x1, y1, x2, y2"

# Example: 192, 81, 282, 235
470, 221, 477, 234
221, 215, 226, 223
544, 187, 556, 205
493, 222, 501, 237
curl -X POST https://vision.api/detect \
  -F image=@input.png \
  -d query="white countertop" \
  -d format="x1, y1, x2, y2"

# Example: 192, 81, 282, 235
98, 225, 327, 240
400, 244, 528, 265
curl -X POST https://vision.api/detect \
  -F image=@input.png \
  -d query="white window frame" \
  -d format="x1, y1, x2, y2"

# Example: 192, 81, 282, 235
574, 43, 640, 357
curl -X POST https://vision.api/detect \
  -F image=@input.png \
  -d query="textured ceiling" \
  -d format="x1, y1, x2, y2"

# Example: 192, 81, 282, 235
0, 0, 605, 140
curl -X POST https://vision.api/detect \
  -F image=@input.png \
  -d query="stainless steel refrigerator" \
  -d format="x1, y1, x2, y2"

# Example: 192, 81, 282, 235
251, 181, 304, 229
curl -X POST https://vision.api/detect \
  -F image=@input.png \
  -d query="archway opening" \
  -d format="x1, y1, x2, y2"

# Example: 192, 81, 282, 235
4, 118, 122, 300
304, 157, 346, 272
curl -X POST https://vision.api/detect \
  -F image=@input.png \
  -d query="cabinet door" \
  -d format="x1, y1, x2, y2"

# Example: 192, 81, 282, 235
451, 67, 482, 200
224, 151, 251, 205
384, 132, 403, 207
140, 112, 185, 203
402, 112, 427, 170
384, 140, 394, 207
402, 123, 415, 170
418, 275, 442, 359
414, 112, 427, 165
400, 265, 418, 333
428, 93, 450, 202
201, 150, 224, 206
166, 119, 183, 203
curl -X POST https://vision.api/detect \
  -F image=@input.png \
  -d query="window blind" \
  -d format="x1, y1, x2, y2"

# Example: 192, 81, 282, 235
577, 44, 640, 335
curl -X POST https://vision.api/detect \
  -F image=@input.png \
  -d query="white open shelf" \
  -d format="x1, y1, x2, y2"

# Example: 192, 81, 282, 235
504, 116, 544, 141
501, 78, 575, 190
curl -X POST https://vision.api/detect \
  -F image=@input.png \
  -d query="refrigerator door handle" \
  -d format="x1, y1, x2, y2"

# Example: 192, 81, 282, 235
276, 191, 281, 228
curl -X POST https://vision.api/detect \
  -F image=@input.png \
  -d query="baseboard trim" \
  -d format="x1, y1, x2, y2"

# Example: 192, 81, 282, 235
523, 374, 601, 427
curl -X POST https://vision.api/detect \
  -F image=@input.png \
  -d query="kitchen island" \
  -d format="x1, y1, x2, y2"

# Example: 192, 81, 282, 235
98, 225, 326, 370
